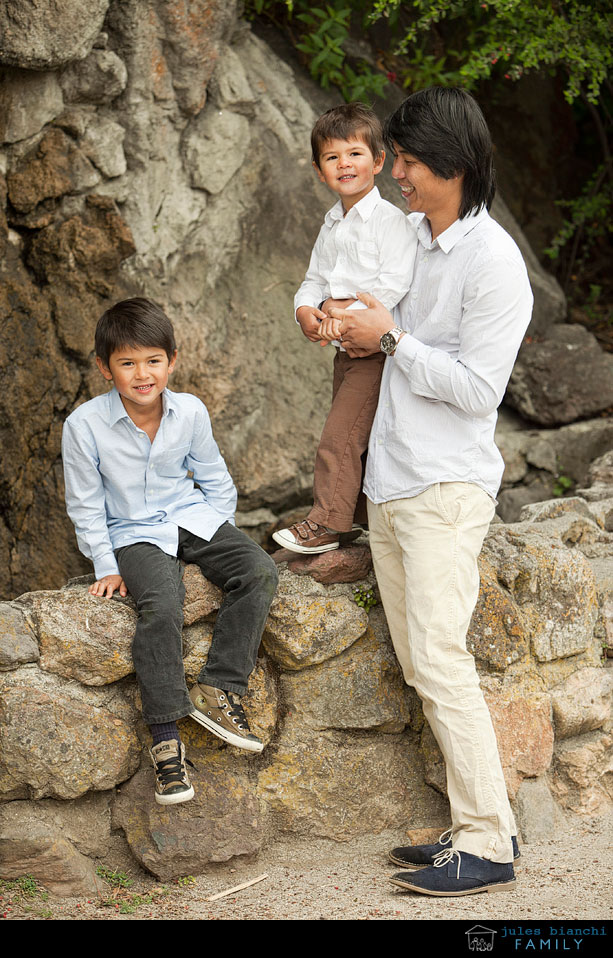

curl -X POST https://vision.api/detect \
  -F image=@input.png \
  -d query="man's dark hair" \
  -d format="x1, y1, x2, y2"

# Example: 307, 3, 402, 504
95, 298, 177, 366
311, 102, 384, 167
384, 87, 495, 219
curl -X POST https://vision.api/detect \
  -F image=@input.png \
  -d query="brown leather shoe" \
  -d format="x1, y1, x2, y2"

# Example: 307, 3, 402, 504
272, 518, 341, 554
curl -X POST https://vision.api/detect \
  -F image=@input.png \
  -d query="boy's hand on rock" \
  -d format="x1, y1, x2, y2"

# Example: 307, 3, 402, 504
296, 306, 326, 342
89, 575, 127, 598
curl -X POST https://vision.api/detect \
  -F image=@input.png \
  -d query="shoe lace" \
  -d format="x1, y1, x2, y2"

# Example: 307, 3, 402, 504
225, 692, 250, 733
433, 848, 462, 879
438, 828, 453, 846
155, 750, 194, 787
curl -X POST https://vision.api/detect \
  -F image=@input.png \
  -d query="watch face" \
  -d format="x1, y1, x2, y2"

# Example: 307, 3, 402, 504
380, 331, 396, 354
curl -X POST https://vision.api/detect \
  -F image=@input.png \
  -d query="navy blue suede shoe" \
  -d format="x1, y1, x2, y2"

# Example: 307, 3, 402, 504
390, 849, 516, 897
388, 831, 520, 870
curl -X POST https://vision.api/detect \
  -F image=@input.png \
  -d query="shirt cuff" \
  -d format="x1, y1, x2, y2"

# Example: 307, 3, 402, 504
393, 332, 425, 366
93, 555, 121, 580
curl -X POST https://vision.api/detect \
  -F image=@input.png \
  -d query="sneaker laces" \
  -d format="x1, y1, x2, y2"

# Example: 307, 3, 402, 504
154, 750, 194, 788
433, 848, 462, 879
225, 691, 250, 733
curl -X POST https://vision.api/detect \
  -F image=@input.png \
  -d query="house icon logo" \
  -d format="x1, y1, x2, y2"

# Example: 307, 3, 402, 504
466, 926, 497, 951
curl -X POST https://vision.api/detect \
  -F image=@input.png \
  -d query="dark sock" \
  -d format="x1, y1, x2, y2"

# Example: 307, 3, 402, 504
150, 721, 180, 746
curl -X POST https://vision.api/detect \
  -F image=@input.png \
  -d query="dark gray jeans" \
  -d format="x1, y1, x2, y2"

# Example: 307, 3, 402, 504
115, 523, 278, 725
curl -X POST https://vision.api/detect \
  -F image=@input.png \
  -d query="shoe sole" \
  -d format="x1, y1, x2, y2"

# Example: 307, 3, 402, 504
189, 709, 264, 752
155, 785, 195, 805
388, 851, 521, 871
389, 876, 516, 896
271, 531, 340, 554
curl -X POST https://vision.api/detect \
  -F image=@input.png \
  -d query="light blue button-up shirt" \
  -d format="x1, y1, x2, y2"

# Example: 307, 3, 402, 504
62, 387, 237, 579
364, 209, 534, 504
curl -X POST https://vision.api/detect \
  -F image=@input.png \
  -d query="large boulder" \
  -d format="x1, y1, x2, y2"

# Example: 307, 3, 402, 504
0, 1, 110, 70
506, 324, 613, 426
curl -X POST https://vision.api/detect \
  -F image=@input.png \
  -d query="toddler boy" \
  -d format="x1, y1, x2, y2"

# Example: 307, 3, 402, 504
273, 103, 417, 554
62, 298, 278, 805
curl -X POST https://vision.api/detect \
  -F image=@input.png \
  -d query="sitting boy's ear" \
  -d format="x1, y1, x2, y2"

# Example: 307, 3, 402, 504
95, 356, 113, 381
168, 349, 178, 373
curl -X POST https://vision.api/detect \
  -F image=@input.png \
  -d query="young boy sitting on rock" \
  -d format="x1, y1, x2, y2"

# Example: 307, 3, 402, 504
61, 297, 278, 806
273, 103, 417, 555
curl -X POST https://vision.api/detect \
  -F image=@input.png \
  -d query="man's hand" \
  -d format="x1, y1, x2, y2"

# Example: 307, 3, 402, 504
329, 292, 396, 358
89, 575, 127, 598
296, 305, 327, 342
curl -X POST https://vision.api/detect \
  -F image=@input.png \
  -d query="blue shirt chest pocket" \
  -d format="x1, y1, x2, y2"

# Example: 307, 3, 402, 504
155, 444, 191, 478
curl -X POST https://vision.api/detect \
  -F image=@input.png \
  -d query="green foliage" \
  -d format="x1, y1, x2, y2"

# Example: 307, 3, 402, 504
552, 474, 574, 497
0, 875, 48, 902
245, 0, 387, 101
544, 165, 613, 282
175, 875, 197, 887
0, 875, 51, 918
352, 585, 378, 613
96, 865, 134, 889
248, 1, 611, 104
369, 1, 612, 103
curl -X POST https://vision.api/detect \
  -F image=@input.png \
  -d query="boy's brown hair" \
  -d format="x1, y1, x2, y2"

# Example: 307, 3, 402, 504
311, 103, 384, 167
95, 297, 177, 366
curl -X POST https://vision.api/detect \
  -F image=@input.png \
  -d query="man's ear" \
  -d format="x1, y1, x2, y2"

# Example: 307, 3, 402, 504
96, 356, 113, 381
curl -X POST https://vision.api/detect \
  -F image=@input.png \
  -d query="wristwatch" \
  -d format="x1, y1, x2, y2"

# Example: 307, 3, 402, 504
379, 326, 405, 355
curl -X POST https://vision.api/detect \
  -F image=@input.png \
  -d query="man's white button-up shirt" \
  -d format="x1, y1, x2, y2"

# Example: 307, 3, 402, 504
364, 208, 534, 504
294, 186, 418, 312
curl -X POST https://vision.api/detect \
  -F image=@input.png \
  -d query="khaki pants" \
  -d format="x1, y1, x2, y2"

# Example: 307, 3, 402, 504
367, 483, 516, 863
309, 349, 385, 532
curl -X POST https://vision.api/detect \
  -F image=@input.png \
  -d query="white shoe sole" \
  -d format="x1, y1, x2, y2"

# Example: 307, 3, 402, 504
189, 709, 264, 752
155, 785, 195, 805
272, 529, 340, 554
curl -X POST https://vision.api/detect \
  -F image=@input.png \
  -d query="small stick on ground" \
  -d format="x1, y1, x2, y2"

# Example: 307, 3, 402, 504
206, 873, 269, 902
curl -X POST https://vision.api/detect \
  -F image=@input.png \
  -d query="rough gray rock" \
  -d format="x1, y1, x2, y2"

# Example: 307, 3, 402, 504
0, 1, 111, 70
262, 572, 368, 670
78, 116, 127, 179
59, 48, 127, 104
278, 614, 411, 733
0, 668, 140, 800
551, 668, 613, 740
113, 749, 265, 879
506, 325, 613, 426
515, 776, 566, 843
18, 586, 136, 686
0, 603, 39, 670
0, 68, 64, 144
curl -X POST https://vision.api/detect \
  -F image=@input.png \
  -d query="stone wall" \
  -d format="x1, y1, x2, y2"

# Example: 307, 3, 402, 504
0, 0, 586, 601
1, 458, 611, 894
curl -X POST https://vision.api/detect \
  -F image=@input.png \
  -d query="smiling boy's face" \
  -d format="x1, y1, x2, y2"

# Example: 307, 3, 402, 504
314, 135, 385, 212
96, 344, 177, 420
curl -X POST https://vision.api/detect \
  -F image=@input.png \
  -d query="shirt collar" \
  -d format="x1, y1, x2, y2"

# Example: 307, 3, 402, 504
413, 206, 490, 253
108, 387, 129, 426
107, 387, 176, 426
324, 185, 382, 226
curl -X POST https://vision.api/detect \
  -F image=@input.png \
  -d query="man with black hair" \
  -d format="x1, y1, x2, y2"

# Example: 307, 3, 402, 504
330, 88, 533, 897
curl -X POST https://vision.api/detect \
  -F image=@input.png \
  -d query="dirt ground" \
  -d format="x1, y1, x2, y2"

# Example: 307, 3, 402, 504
2, 814, 612, 922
